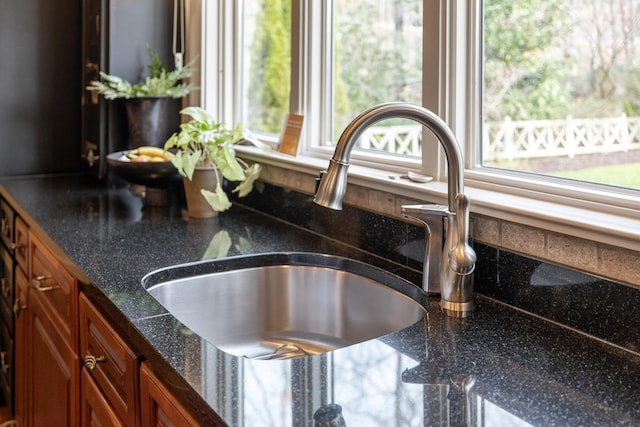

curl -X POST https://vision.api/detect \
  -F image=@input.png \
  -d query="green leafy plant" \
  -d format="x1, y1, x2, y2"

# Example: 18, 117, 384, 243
164, 106, 262, 212
87, 47, 196, 99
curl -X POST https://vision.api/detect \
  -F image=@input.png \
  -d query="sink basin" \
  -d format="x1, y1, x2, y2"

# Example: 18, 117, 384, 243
142, 252, 427, 360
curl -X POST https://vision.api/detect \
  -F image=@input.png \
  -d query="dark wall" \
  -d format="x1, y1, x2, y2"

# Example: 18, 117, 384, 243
0, 0, 177, 178
0, 0, 82, 176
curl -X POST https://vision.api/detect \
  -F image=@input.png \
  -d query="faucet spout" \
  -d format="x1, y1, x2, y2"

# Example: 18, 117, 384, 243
314, 102, 462, 211
314, 102, 477, 316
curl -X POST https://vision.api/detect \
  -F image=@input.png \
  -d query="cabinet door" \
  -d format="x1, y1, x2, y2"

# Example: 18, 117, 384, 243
81, 368, 125, 427
79, 293, 140, 427
29, 288, 80, 427
24, 231, 80, 426
13, 266, 28, 427
139, 362, 204, 427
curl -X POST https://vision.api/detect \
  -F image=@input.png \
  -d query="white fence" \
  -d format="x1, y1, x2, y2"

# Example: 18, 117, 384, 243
358, 115, 640, 160
358, 125, 422, 156
483, 115, 640, 162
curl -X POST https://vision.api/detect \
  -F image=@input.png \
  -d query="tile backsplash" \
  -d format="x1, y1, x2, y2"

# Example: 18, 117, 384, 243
255, 164, 640, 289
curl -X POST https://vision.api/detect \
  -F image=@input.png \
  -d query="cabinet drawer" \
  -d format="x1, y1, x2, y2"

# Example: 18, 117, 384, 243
0, 198, 14, 252
29, 232, 77, 350
14, 217, 28, 275
80, 293, 140, 427
0, 246, 13, 333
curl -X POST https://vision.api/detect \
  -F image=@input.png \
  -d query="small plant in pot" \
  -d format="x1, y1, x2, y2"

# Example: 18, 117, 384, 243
87, 47, 196, 148
164, 106, 262, 217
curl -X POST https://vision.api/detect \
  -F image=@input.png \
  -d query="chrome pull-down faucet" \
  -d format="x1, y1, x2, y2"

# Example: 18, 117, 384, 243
313, 102, 477, 316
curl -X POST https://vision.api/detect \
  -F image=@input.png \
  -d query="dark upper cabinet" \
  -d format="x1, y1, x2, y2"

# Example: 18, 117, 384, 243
81, 0, 180, 179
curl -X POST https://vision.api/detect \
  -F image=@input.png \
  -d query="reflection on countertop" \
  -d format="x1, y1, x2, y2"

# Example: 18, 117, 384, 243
1, 174, 639, 426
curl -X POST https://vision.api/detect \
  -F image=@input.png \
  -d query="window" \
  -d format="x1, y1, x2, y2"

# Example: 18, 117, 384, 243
203, 0, 639, 252
482, 0, 640, 191
219, 0, 424, 167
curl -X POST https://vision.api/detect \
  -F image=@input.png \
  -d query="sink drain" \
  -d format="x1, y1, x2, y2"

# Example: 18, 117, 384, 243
248, 343, 310, 360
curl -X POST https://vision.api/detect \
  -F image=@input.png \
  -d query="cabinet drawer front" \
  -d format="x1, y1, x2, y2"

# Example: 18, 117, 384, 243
29, 232, 77, 349
0, 198, 14, 252
80, 294, 140, 427
14, 217, 28, 274
0, 246, 14, 333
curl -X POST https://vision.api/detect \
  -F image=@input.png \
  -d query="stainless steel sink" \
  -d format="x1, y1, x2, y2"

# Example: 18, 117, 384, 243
142, 253, 427, 360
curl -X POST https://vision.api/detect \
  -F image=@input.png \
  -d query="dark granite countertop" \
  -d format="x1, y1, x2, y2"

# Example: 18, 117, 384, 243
1, 174, 639, 426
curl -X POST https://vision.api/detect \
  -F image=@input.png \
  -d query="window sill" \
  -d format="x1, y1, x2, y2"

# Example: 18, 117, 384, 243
237, 146, 640, 253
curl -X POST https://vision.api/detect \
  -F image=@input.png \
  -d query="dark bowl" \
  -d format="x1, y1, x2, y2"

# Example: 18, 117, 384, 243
107, 151, 182, 188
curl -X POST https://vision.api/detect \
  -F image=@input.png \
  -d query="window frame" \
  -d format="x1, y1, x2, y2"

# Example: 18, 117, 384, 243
200, 0, 640, 253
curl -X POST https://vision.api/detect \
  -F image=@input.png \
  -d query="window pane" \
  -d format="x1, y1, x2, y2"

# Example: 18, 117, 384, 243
482, 0, 640, 190
241, 0, 291, 135
332, 0, 423, 157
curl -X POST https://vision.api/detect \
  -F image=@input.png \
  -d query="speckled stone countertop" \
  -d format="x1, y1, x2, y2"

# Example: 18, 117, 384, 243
1, 174, 639, 426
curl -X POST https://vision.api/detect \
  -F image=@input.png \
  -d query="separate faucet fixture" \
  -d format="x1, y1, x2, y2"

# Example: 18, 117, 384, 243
314, 102, 477, 316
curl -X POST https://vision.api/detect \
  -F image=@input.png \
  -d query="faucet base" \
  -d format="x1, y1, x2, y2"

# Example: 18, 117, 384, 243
440, 299, 475, 317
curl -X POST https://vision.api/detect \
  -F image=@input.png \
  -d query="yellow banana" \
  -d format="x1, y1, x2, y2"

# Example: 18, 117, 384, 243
136, 146, 167, 158
128, 146, 173, 161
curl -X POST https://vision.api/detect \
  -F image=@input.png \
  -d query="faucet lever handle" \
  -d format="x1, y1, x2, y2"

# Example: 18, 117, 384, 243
401, 204, 450, 224
448, 193, 476, 275
314, 170, 326, 196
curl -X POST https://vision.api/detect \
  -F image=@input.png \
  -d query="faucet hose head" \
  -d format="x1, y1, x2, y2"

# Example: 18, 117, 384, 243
313, 159, 350, 210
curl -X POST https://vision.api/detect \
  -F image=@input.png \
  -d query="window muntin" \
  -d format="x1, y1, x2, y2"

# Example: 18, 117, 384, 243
481, 0, 640, 191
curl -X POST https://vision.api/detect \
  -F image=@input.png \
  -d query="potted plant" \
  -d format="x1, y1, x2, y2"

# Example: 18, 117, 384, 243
164, 106, 262, 217
87, 47, 196, 148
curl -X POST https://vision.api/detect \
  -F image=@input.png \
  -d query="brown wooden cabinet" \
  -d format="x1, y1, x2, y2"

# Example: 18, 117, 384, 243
15, 231, 81, 427
140, 362, 204, 427
29, 290, 80, 426
79, 293, 141, 427
5, 202, 208, 426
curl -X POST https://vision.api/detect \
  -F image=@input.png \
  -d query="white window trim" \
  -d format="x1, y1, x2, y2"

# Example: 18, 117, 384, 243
201, 0, 640, 254
237, 145, 640, 253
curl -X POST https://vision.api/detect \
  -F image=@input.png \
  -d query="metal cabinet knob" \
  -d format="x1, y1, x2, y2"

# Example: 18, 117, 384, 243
0, 218, 8, 237
84, 354, 106, 371
0, 351, 10, 375
10, 241, 24, 251
12, 298, 26, 318
31, 275, 55, 292
0, 278, 8, 298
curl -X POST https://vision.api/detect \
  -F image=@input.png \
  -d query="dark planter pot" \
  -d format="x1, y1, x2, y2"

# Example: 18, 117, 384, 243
123, 97, 170, 148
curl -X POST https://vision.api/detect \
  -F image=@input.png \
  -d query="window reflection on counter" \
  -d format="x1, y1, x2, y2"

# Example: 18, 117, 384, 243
332, 343, 423, 425
196, 330, 539, 426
